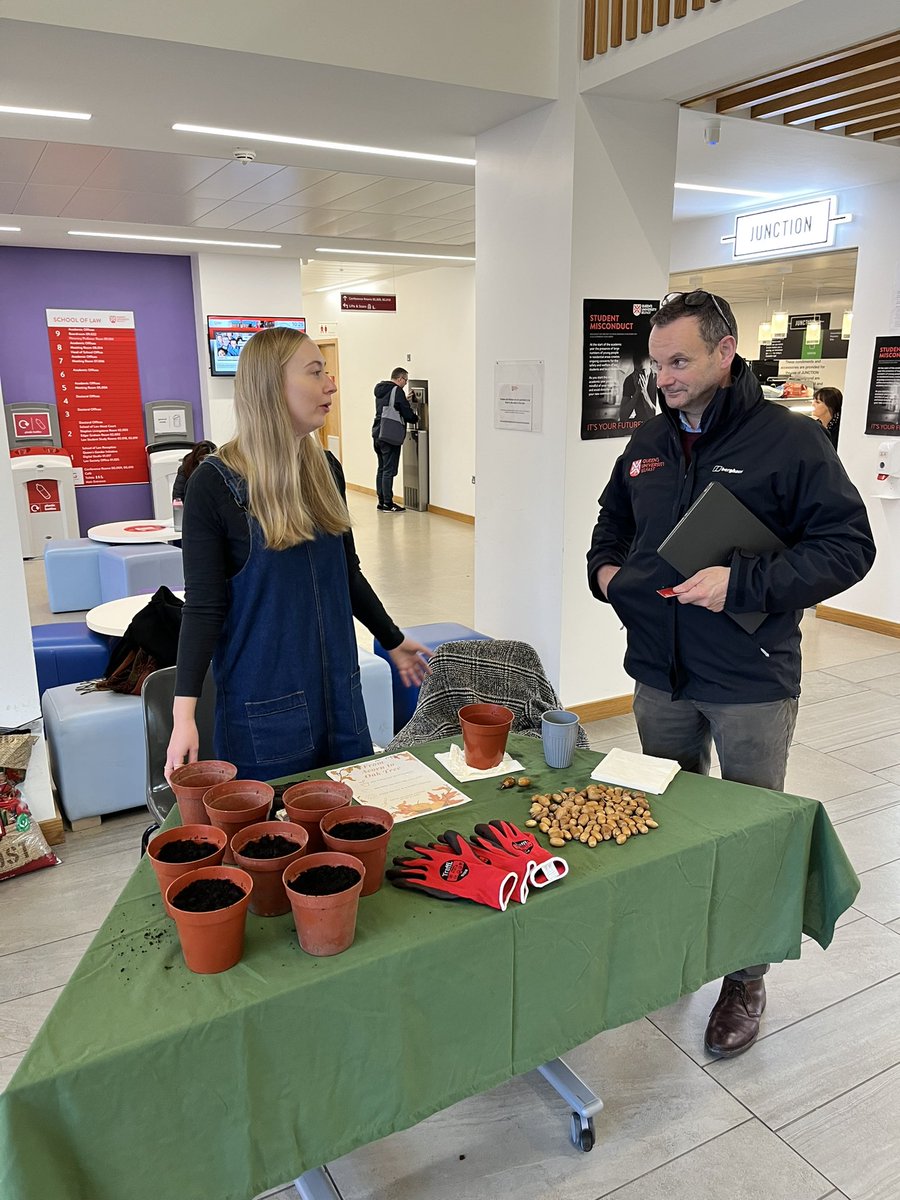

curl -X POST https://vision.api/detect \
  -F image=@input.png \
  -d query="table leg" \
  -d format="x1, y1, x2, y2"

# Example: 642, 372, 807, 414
537, 1057, 604, 1152
294, 1165, 344, 1199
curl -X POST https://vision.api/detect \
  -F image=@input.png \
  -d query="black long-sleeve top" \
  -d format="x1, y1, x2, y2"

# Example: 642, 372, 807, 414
174, 453, 404, 697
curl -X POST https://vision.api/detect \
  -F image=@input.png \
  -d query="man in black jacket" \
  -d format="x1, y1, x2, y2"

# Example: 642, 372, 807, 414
372, 367, 416, 512
587, 290, 875, 1059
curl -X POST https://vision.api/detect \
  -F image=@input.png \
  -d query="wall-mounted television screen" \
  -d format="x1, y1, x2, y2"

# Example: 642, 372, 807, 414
207, 315, 307, 376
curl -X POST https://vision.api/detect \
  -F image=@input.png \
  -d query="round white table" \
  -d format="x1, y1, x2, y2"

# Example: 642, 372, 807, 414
85, 591, 185, 638
87, 520, 179, 544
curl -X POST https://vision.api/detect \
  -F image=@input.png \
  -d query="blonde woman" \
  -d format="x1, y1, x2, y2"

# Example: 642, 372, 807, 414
165, 328, 431, 780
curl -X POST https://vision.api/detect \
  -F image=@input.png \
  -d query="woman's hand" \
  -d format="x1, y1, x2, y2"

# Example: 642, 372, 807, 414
165, 698, 200, 781
388, 638, 433, 688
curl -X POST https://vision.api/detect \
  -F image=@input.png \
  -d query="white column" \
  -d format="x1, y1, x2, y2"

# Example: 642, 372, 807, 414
474, 24, 677, 706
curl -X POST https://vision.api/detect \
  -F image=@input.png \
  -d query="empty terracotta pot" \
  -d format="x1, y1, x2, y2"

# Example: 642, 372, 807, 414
283, 851, 365, 956
146, 824, 228, 903
458, 703, 515, 769
320, 805, 394, 896
230, 820, 309, 917
165, 865, 253, 974
203, 780, 275, 864
282, 780, 354, 853
169, 760, 238, 825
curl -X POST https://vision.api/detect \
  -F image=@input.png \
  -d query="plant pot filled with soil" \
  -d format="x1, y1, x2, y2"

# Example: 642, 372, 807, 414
165, 865, 253, 974
147, 824, 228, 901
281, 780, 354, 854
203, 780, 275, 864
458, 704, 515, 770
230, 821, 309, 917
320, 805, 394, 896
282, 851, 365, 956
169, 760, 238, 825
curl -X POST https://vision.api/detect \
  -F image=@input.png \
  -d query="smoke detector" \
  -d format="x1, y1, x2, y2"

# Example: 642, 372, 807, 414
233, 148, 257, 165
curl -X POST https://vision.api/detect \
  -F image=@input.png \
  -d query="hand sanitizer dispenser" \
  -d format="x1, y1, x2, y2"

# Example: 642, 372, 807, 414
874, 441, 900, 499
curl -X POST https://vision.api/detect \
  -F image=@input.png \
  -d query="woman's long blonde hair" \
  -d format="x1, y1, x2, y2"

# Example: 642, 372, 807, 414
216, 327, 350, 549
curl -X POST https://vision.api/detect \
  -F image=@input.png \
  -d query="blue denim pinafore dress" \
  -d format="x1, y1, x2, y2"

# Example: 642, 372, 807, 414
208, 459, 373, 779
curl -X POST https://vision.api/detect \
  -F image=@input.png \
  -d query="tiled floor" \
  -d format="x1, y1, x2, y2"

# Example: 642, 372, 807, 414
7, 493, 900, 1200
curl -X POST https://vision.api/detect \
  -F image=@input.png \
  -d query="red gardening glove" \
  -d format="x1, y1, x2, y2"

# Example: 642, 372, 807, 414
438, 829, 530, 905
387, 836, 518, 911
472, 820, 568, 890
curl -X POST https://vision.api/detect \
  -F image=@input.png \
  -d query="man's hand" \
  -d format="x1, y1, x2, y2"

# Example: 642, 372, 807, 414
596, 564, 621, 598
673, 566, 730, 612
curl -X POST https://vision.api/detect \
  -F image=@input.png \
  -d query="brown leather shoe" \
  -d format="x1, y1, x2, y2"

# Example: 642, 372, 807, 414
704, 976, 766, 1058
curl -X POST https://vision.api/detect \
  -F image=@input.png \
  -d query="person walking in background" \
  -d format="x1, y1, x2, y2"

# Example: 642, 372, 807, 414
587, 290, 874, 1060
812, 386, 842, 450
166, 328, 431, 781
373, 367, 415, 512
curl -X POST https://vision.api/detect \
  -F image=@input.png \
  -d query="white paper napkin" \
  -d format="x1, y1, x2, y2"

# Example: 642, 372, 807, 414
590, 747, 680, 794
435, 743, 524, 783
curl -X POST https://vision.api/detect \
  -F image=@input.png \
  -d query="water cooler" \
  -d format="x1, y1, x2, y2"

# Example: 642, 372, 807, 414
402, 379, 430, 512
5, 403, 79, 558
144, 401, 195, 521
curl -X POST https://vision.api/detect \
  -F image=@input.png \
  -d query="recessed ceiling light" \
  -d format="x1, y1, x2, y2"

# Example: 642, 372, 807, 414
173, 123, 476, 166
0, 104, 91, 120
0, 225, 22, 232
68, 231, 281, 249
315, 248, 475, 261
675, 183, 781, 198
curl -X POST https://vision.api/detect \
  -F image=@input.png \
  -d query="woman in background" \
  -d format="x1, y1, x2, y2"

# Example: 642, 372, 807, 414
165, 327, 430, 780
812, 387, 842, 450
172, 439, 217, 505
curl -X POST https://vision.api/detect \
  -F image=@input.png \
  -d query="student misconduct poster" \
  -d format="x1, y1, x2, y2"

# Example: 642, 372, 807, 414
581, 299, 659, 440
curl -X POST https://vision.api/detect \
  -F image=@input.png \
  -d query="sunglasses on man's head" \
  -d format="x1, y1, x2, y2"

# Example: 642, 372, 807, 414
661, 290, 736, 339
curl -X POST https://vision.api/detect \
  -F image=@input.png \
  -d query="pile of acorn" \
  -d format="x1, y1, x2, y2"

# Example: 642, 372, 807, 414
522, 783, 658, 849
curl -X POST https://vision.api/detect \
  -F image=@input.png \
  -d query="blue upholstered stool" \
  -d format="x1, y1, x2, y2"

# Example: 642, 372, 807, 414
41, 684, 146, 825
98, 543, 184, 602
374, 622, 491, 733
43, 539, 102, 613
357, 647, 394, 749
32, 623, 111, 696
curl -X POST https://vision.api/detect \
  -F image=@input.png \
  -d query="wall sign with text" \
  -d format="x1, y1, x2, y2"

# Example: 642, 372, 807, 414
45, 309, 147, 487
722, 196, 852, 261
340, 294, 397, 312
581, 299, 659, 440
865, 337, 900, 436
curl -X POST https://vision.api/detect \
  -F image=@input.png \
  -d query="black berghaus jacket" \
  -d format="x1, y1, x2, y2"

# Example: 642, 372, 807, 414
586, 355, 876, 703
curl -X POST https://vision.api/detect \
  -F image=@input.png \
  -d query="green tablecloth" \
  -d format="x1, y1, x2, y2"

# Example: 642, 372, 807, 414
0, 737, 858, 1200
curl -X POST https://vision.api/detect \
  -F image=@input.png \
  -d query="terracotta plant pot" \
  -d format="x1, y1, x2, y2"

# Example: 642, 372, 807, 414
203, 780, 275, 864
282, 780, 354, 854
320, 805, 394, 897
283, 851, 365, 957
165, 865, 253, 974
458, 703, 515, 770
230, 820, 309, 917
169, 760, 238, 826
146, 824, 228, 902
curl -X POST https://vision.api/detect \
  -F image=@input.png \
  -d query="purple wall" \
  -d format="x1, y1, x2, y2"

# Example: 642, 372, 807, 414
0, 246, 203, 534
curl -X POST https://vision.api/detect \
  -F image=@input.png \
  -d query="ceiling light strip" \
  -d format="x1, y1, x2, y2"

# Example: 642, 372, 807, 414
68, 231, 281, 249
0, 225, 22, 232
315, 248, 475, 261
675, 182, 781, 198
0, 104, 91, 120
173, 123, 476, 166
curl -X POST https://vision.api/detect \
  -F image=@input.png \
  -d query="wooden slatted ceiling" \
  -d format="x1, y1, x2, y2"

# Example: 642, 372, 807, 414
583, 0, 718, 58
682, 31, 900, 144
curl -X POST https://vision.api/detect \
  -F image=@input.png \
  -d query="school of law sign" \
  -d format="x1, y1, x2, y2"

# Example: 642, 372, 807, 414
722, 196, 852, 261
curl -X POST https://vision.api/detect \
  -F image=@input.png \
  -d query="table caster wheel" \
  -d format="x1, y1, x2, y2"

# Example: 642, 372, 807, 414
569, 1112, 595, 1152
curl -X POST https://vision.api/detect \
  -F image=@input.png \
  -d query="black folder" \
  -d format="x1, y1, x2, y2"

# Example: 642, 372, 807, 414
657, 482, 786, 634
